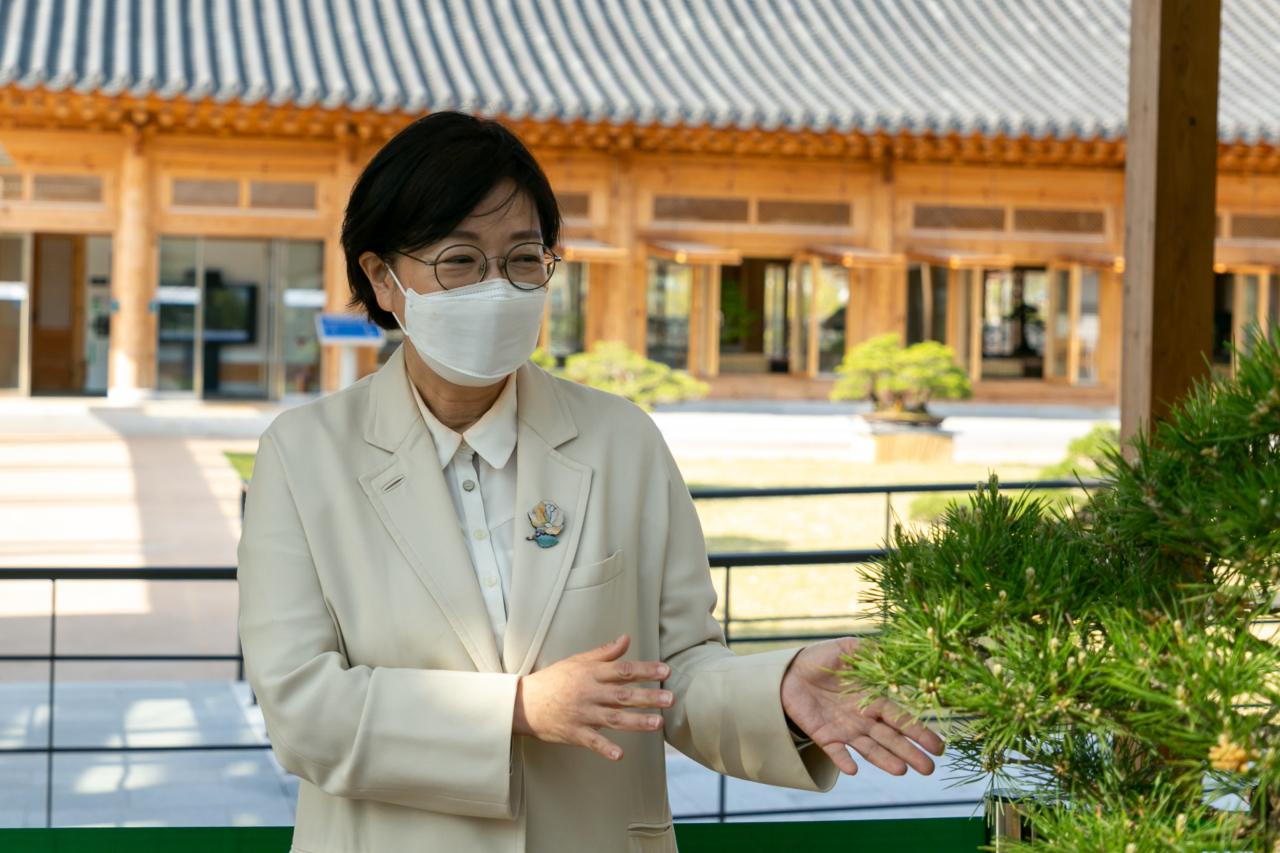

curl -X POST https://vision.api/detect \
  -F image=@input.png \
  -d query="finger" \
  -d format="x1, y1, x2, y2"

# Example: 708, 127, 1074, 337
850, 735, 909, 776
597, 685, 674, 710
576, 727, 625, 761
595, 707, 665, 733
867, 718, 939, 775
571, 635, 630, 663
598, 659, 671, 684
868, 722, 935, 776
873, 702, 945, 756
821, 741, 859, 776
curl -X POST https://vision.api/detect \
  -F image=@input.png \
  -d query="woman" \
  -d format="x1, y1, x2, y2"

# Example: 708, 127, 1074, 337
238, 112, 941, 853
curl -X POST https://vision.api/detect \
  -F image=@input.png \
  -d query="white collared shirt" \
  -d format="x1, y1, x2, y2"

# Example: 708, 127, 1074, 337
409, 374, 518, 661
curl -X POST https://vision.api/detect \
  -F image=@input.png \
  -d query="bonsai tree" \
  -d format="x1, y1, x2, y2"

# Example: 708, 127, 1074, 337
562, 341, 709, 410
831, 333, 972, 416
844, 330, 1280, 851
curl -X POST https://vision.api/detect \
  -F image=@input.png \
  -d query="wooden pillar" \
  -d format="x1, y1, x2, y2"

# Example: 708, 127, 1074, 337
861, 155, 901, 343
1121, 0, 1221, 445
321, 138, 363, 393
107, 124, 155, 401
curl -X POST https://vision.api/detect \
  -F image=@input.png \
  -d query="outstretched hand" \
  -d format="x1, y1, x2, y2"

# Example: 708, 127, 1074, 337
513, 634, 671, 762
780, 637, 944, 776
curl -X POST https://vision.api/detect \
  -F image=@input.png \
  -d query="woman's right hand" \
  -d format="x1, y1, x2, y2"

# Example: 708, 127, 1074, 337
512, 634, 672, 761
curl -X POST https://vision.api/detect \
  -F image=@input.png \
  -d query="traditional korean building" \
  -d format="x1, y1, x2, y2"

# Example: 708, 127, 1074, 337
0, 0, 1276, 403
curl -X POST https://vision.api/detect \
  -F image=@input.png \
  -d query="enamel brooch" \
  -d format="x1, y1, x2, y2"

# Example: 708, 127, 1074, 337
526, 500, 564, 548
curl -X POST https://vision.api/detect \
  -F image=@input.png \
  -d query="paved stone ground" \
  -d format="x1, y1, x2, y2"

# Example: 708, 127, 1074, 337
0, 679, 986, 828
0, 394, 1099, 826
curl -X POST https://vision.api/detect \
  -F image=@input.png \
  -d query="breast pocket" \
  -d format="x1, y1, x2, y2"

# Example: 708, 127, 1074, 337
563, 550, 624, 591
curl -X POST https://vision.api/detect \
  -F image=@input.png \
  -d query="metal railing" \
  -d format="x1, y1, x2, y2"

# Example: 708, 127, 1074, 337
0, 478, 1097, 827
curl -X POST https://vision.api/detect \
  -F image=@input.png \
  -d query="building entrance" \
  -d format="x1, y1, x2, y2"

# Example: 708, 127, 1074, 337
716, 257, 850, 377
155, 237, 324, 400
718, 258, 790, 374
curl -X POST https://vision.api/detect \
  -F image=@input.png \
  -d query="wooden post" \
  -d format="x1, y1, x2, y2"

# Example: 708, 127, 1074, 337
322, 139, 362, 393
1121, 0, 1222, 446
862, 154, 901, 343
107, 124, 155, 401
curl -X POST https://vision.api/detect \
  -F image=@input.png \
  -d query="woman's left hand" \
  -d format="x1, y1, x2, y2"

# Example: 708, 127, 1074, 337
780, 637, 944, 777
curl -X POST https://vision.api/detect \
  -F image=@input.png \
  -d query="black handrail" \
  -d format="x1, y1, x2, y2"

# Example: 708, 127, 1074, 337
0, 477, 1099, 826
688, 479, 1100, 500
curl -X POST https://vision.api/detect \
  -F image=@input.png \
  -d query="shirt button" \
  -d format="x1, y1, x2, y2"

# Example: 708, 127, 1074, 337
463, 480, 476, 491
473, 529, 487, 541
484, 575, 498, 587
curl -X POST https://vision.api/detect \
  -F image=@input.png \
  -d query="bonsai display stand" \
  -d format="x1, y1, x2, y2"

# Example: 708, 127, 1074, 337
864, 422, 954, 464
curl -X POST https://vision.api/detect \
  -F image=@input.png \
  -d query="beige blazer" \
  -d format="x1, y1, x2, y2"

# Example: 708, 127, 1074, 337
237, 347, 837, 853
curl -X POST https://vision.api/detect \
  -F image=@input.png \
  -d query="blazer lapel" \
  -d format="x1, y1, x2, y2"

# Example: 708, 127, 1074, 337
502, 364, 592, 675
359, 348, 504, 674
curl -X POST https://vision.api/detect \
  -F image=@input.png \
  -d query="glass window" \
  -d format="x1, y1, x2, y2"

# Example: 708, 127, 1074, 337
249, 182, 316, 210
156, 237, 199, 392
816, 264, 849, 373
646, 257, 692, 369
547, 261, 588, 361
280, 240, 324, 395
31, 175, 102, 203
173, 179, 239, 207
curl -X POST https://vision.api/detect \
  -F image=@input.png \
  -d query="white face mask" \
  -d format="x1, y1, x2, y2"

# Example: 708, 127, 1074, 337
385, 266, 548, 387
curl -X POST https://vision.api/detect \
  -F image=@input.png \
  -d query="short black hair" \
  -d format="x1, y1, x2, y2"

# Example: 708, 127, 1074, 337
341, 112, 561, 330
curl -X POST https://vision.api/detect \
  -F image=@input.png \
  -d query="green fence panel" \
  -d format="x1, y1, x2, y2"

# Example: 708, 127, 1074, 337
675, 818, 986, 852
0, 819, 985, 852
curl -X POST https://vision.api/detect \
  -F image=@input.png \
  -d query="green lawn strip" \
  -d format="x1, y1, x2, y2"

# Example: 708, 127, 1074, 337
0, 819, 986, 852
225, 452, 256, 483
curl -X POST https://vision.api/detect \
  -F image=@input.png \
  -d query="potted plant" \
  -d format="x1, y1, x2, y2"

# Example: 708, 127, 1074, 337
843, 331, 1280, 850
830, 333, 972, 427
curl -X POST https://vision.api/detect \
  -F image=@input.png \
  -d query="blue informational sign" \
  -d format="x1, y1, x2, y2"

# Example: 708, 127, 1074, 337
315, 313, 387, 347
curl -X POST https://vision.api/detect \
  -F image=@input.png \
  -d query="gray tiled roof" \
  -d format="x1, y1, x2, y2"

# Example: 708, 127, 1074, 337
0, 0, 1275, 143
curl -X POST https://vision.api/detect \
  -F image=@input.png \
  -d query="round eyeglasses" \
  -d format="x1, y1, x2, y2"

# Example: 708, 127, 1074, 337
396, 242, 560, 291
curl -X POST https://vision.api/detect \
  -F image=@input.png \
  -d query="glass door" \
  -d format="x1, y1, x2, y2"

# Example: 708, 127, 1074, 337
816, 263, 850, 374
646, 256, 692, 369
1044, 264, 1103, 385
277, 240, 325, 396
981, 267, 1047, 379
200, 239, 271, 399
1045, 266, 1072, 381
788, 259, 814, 376
762, 262, 788, 371
156, 236, 322, 399
1213, 267, 1273, 371
156, 237, 200, 392
545, 261, 589, 363
0, 234, 28, 392
1076, 267, 1101, 384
